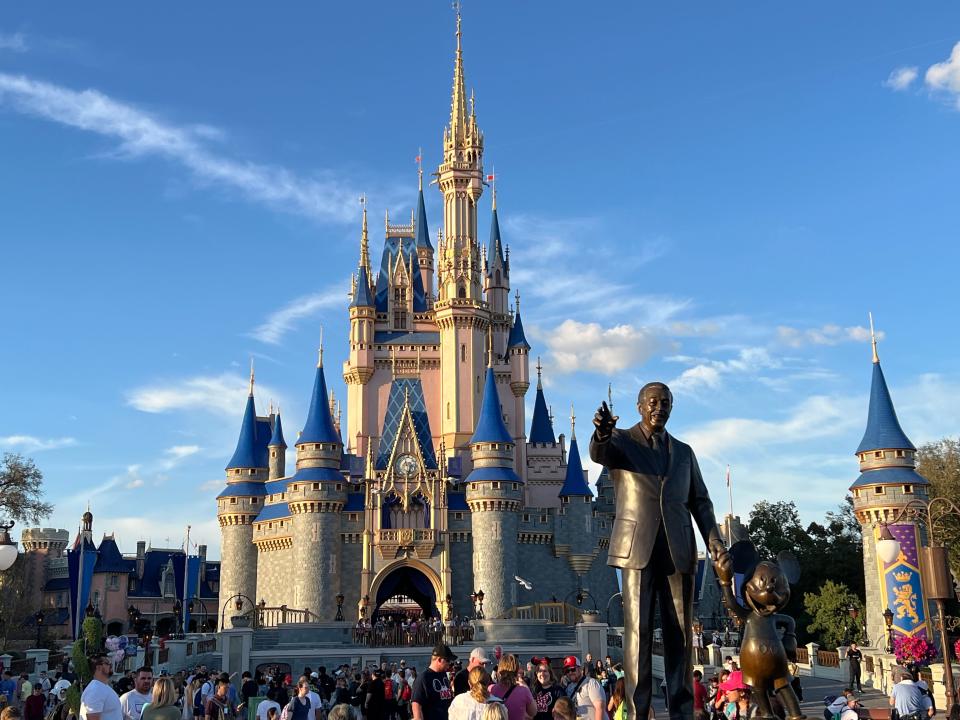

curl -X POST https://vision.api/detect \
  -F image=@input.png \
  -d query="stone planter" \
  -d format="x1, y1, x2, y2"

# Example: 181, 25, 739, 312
581, 611, 601, 624
230, 615, 250, 628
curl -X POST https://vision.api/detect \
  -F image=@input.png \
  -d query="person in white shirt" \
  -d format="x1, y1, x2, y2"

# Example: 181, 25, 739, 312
839, 695, 860, 720
562, 657, 605, 720
303, 675, 323, 720
120, 667, 155, 720
80, 655, 123, 720
255, 699, 281, 720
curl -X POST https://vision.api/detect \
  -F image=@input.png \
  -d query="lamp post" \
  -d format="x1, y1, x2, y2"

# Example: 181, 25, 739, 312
883, 607, 894, 653
445, 594, 453, 621
219, 593, 255, 629
34, 610, 44, 648
476, 590, 484, 620
257, 599, 266, 628
360, 595, 370, 619
335, 593, 345, 622
173, 600, 183, 639
0, 521, 18, 572
876, 497, 960, 720
127, 604, 141, 633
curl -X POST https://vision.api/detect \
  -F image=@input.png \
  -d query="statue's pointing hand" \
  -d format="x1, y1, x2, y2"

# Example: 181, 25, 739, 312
594, 401, 618, 441
711, 538, 733, 585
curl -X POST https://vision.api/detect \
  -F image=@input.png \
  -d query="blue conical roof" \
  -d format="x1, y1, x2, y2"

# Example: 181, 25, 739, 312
529, 384, 555, 443
507, 308, 530, 350
487, 207, 506, 273
470, 367, 514, 445
855, 361, 915, 454
269, 411, 287, 448
351, 265, 374, 308
414, 187, 433, 250
226, 394, 262, 470
298, 362, 341, 445
559, 435, 592, 497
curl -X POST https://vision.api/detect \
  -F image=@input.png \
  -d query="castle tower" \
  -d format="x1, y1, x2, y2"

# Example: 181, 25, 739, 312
507, 292, 530, 474
268, 409, 287, 481
484, 192, 510, 319
217, 364, 267, 628
414, 176, 435, 301
21, 527, 70, 613
556, 409, 598, 577
436, 11, 489, 450
290, 344, 345, 620
344, 203, 377, 458
525, 359, 567, 506
850, 328, 931, 647
466, 358, 522, 618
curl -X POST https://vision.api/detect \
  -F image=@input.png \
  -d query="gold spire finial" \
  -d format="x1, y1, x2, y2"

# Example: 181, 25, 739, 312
248, 357, 255, 396
514, 288, 520, 314
449, 0, 467, 140
487, 324, 493, 367
359, 194, 371, 278
268, 399, 274, 415
869, 312, 879, 364
491, 165, 497, 210
536, 356, 543, 389
417, 147, 423, 191
570, 403, 576, 440
317, 325, 324, 368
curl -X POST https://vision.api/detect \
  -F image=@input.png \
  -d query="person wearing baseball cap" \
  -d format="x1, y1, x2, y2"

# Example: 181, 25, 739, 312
412, 645, 456, 720
453, 648, 490, 696
562, 657, 605, 720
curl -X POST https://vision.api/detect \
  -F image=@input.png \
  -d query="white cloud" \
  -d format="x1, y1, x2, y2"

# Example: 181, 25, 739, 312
0, 435, 77, 452
0, 32, 27, 53
250, 284, 348, 344
776, 324, 881, 349
127, 372, 281, 417
159, 445, 202, 470
543, 320, 659, 374
0, 73, 362, 222
669, 347, 780, 395
884, 66, 919, 92
925, 43, 960, 104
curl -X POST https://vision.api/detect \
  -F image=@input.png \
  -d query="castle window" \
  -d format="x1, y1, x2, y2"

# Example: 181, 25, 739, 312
541, 515, 547, 523
394, 310, 407, 329
291, 485, 297, 491
458, 285, 466, 298
461, 344, 466, 362
336, 483, 343, 491
584, 496, 591, 503
904, 485, 913, 494
230, 498, 237, 504
454, 512, 464, 520
235, 469, 241, 475
271, 450, 276, 458
854, 489, 860, 498
895, 450, 905, 458
313, 483, 320, 490
523, 514, 530, 522
561, 496, 569, 504
874, 451, 884, 459
492, 482, 500, 489
249, 468, 255, 475
108, 574, 119, 589
513, 483, 519, 491
251, 498, 258, 504
874, 486, 885, 495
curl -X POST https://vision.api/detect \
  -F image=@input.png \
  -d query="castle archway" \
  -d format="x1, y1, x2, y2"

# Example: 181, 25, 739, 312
369, 560, 442, 619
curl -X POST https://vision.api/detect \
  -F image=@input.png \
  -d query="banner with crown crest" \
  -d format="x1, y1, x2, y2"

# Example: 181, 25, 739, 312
876, 523, 929, 639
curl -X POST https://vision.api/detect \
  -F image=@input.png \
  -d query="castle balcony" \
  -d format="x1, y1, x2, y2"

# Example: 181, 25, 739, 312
375, 528, 436, 560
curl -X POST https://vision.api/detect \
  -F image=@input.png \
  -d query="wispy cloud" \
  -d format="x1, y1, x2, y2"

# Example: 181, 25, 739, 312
127, 372, 281, 417
249, 283, 348, 344
0, 32, 27, 53
0, 73, 363, 222
884, 66, 919, 91
0, 435, 77, 452
668, 347, 781, 395
776, 324, 880, 349
925, 42, 960, 107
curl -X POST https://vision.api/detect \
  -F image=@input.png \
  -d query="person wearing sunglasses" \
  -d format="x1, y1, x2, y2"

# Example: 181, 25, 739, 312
80, 656, 122, 720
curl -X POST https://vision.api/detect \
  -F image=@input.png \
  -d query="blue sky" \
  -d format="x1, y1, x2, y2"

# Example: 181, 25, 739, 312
3, 2, 960, 558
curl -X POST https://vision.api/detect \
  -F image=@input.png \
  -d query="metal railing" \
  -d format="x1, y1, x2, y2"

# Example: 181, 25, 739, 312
503, 602, 583, 625
817, 650, 840, 667
257, 606, 322, 627
795, 647, 809, 664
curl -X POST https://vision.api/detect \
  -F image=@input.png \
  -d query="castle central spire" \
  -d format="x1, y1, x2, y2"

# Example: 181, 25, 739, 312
450, 10, 467, 142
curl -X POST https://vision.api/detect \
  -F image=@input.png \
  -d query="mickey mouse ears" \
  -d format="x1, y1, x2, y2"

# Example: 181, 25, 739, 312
728, 540, 801, 584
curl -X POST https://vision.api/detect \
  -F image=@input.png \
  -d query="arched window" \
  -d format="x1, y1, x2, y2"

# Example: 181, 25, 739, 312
457, 284, 466, 298
495, 270, 501, 286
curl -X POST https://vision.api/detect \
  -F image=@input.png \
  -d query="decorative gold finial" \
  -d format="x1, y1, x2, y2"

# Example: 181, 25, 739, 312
416, 147, 423, 191
268, 399, 274, 415
491, 165, 497, 210
514, 288, 520, 314
536, 356, 543, 389
359, 195, 371, 278
449, 0, 467, 139
248, 357, 255, 396
317, 325, 324, 368
869, 312, 879, 364
570, 403, 576, 440
487, 324, 493, 367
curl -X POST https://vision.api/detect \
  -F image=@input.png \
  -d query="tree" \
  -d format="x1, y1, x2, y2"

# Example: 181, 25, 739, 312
806, 496, 865, 600
915, 438, 960, 578
747, 500, 813, 559
804, 580, 864, 648
0, 559, 33, 648
0, 453, 52, 523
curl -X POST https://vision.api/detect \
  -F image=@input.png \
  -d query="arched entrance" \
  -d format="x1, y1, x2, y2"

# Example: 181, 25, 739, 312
370, 561, 441, 620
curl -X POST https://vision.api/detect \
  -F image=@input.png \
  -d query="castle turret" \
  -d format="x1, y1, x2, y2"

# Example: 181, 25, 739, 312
345, 202, 377, 458
556, 408, 598, 577
850, 325, 931, 648
21, 527, 69, 612
414, 176, 435, 302
268, 409, 287, 480
217, 364, 267, 628
508, 291, 530, 475
291, 344, 346, 620
484, 192, 509, 316
466, 359, 522, 618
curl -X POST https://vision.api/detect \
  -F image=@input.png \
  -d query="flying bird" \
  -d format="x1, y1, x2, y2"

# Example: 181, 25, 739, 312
515, 576, 533, 590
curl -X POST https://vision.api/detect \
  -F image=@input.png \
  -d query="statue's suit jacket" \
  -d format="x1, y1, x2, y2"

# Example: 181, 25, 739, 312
589, 423, 720, 573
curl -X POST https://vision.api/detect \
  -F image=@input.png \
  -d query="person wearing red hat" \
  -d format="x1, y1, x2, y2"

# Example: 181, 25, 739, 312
562, 657, 605, 720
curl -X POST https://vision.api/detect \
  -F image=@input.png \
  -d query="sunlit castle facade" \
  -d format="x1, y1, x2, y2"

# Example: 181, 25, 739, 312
216, 15, 621, 628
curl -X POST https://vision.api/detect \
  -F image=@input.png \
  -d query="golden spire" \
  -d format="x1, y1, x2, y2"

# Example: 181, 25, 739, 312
536, 356, 543, 389
491, 165, 497, 210
359, 194, 371, 279
869, 312, 879, 364
248, 357, 255, 396
317, 325, 324, 368
570, 403, 576, 440
449, 2, 467, 141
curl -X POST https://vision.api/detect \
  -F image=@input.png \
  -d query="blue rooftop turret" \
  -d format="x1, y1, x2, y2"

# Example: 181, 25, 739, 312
269, 409, 287, 448
298, 349, 342, 446
351, 264, 374, 308
226, 365, 264, 470
470, 366, 514, 445
528, 360, 555, 444
507, 306, 531, 350
487, 198, 506, 274
559, 414, 591, 497
414, 183, 433, 251
855, 349, 915, 454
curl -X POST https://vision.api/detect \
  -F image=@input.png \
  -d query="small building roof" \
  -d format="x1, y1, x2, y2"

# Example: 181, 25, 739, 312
298, 362, 341, 445
856, 361, 915, 454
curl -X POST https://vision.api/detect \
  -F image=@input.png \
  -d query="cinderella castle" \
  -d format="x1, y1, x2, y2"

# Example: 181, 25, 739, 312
215, 13, 623, 627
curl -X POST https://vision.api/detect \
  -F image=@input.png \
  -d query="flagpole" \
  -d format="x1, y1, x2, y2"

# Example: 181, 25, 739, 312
726, 464, 733, 519
182, 525, 191, 636
75, 537, 83, 639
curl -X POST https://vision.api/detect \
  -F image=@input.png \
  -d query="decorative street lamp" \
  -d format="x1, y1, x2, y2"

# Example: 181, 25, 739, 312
0, 521, 18, 572
173, 600, 183, 639
883, 607, 894, 653
335, 593, 345, 621
476, 589, 485, 620
258, 599, 266, 627
85, 602, 95, 618
445, 594, 453, 621
34, 610, 44, 648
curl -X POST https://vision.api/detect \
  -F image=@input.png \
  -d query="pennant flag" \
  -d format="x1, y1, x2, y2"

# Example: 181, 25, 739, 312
486, 174, 495, 182
172, 553, 203, 634
68, 544, 98, 639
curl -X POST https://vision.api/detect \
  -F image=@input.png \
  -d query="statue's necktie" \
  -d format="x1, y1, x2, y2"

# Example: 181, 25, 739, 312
651, 433, 665, 475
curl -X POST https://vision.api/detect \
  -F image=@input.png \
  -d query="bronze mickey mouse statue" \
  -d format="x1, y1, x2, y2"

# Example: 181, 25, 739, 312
715, 540, 806, 720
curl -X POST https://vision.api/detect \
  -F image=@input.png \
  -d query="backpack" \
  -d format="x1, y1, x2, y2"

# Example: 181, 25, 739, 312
194, 688, 204, 715
400, 684, 411, 704
383, 679, 394, 701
